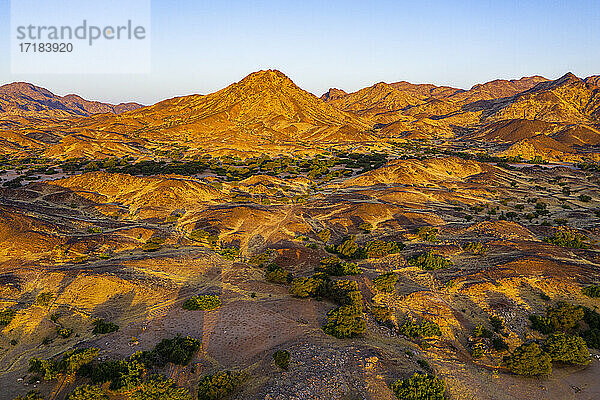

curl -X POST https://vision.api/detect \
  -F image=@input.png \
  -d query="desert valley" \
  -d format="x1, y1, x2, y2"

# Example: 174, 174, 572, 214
0, 69, 599, 400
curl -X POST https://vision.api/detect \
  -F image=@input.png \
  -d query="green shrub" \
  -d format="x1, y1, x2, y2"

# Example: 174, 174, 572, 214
371, 305, 394, 325
141, 336, 201, 366
189, 230, 219, 247
390, 373, 445, 400
84, 357, 145, 391
578, 194, 592, 202
416, 227, 438, 242
504, 343, 552, 376
13, 391, 44, 400
492, 336, 509, 352
0, 309, 16, 326
264, 264, 292, 284
289, 275, 326, 298
373, 272, 399, 293
362, 240, 404, 258
471, 342, 486, 359
529, 302, 584, 334
219, 247, 240, 260
407, 251, 453, 270
142, 242, 162, 252
322, 304, 367, 338
272, 350, 290, 370
398, 319, 442, 338
543, 227, 589, 248
317, 228, 332, 243
582, 285, 600, 298
130, 375, 192, 400
92, 319, 119, 334
489, 315, 504, 333
182, 295, 221, 311
59, 328, 73, 338
67, 384, 108, 400
462, 242, 487, 255
544, 333, 590, 365
29, 348, 99, 380
197, 371, 245, 400
473, 324, 492, 338
319, 257, 360, 276
332, 236, 361, 259
36, 292, 54, 307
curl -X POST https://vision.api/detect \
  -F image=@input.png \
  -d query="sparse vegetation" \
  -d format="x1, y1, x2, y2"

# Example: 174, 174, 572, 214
182, 294, 221, 311
67, 385, 108, 400
36, 292, 54, 307
272, 350, 290, 370
390, 373, 445, 400
264, 264, 292, 283
582, 284, 600, 298
0, 309, 16, 326
197, 371, 245, 400
92, 319, 120, 334
372, 272, 399, 293
504, 342, 552, 376
544, 333, 590, 365
416, 226, 438, 242
29, 348, 99, 380
407, 251, 453, 270
543, 227, 589, 248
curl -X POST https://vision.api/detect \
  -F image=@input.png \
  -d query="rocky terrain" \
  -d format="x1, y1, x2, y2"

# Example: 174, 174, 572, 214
0, 70, 599, 400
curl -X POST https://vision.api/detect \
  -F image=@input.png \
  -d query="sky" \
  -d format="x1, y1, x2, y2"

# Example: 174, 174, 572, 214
1, 0, 599, 105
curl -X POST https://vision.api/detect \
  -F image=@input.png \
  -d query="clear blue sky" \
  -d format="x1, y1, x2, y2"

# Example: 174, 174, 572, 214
1, 0, 599, 105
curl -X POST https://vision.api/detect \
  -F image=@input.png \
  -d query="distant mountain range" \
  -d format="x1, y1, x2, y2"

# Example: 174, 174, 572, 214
0, 70, 599, 162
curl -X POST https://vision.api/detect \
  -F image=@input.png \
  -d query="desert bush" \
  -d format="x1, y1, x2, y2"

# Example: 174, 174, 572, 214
85, 357, 145, 391
407, 251, 453, 270
92, 319, 119, 334
319, 256, 361, 276
36, 292, 54, 307
398, 319, 441, 338
272, 350, 290, 370
358, 222, 373, 233
473, 324, 492, 338
219, 246, 240, 260
543, 227, 589, 248
373, 272, 399, 293
13, 391, 44, 400
492, 336, 509, 352
29, 348, 99, 381
462, 242, 487, 255
371, 305, 394, 326
489, 315, 504, 332
130, 375, 192, 400
582, 307, 600, 349
289, 275, 326, 298
322, 304, 367, 338
471, 342, 486, 359
182, 295, 221, 311
197, 371, 245, 400
0, 309, 16, 326
67, 384, 108, 400
504, 343, 552, 376
264, 264, 292, 284
544, 333, 590, 365
317, 228, 332, 243
58, 328, 73, 338
189, 230, 219, 247
582, 285, 600, 298
141, 336, 201, 367
416, 226, 438, 242
529, 302, 584, 334
390, 373, 445, 400
142, 242, 162, 252
362, 240, 404, 258
331, 236, 361, 259
578, 194, 592, 202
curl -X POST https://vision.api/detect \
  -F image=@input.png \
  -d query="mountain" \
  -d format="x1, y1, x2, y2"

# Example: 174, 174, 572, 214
0, 82, 142, 120
476, 73, 600, 123
1, 70, 373, 159
446, 76, 549, 103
